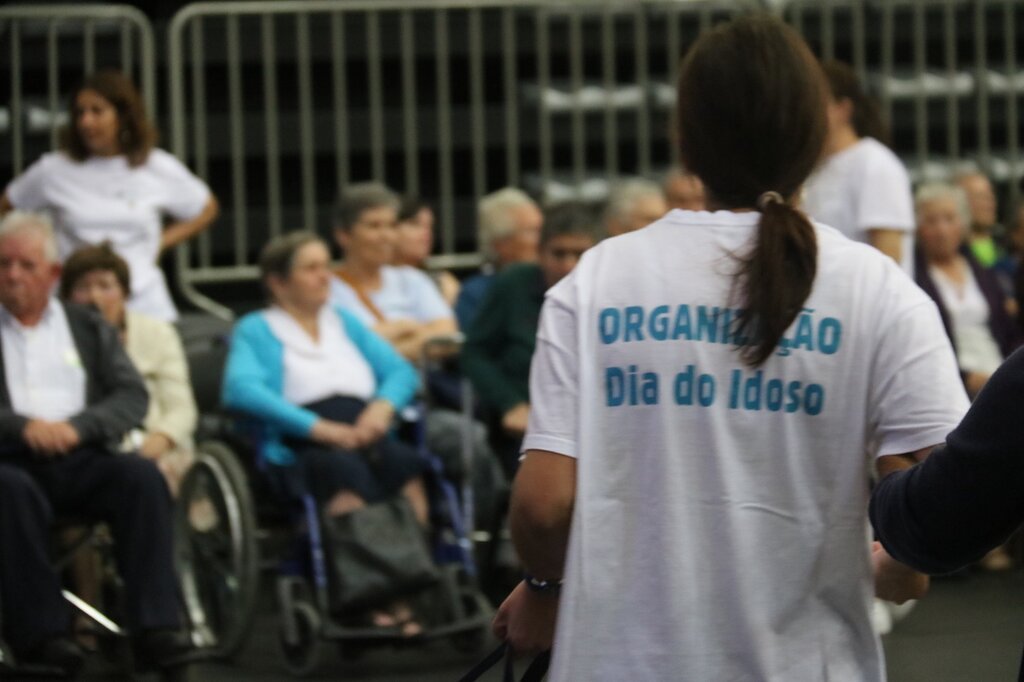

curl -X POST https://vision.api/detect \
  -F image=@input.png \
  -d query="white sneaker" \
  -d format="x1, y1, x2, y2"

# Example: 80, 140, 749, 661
871, 598, 893, 635
888, 599, 916, 624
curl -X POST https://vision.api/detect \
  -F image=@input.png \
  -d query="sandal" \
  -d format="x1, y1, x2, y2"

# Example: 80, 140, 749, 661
369, 610, 399, 628
368, 603, 423, 637
390, 602, 423, 638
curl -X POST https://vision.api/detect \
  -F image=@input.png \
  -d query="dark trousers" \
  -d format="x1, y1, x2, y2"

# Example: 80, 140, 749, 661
0, 448, 180, 651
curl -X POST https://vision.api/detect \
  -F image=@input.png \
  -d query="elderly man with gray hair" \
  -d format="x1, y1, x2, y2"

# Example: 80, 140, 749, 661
0, 212, 190, 675
603, 178, 669, 238
454, 188, 542, 329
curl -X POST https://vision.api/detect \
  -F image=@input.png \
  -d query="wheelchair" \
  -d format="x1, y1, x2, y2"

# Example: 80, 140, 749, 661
0, 517, 196, 681
0, 314, 254, 680
0, 315, 252, 679
417, 334, 516, 603
173, 314, 261, 662
270, 411, 494, 678
173, 315, 494, 676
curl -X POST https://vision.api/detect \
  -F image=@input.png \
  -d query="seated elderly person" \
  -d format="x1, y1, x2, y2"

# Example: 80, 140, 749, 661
0, 212, 187, 675
60, 242, 197, 496
603, 178, 669, 237
393, 196, 460, 308
329, 185, 506, 520
455, 187, 543, 329
222, 231, 427, 632
330, 183, 457, 361
462, 201, 600, 476
914, 183, 1020, 399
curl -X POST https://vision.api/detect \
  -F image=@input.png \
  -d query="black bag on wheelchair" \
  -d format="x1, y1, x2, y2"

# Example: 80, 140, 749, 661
323, 494, 440, 612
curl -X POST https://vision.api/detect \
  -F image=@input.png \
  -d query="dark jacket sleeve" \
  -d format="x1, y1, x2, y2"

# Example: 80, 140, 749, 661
968, 254, 1022, 358
0, 410, 29, 446
461, 272, 530, 415
870, 347, 1024, 574
67, 309, 149, 446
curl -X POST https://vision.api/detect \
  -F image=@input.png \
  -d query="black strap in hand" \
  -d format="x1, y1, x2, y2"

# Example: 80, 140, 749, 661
458, 642, 551, 682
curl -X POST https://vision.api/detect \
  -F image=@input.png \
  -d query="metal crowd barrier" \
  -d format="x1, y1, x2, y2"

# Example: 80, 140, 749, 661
165, 0, 1024, 317
3, 2, 1023, 316
166, 0, 761, 316
0, 4, 156, 175
783, 0, 1024, 197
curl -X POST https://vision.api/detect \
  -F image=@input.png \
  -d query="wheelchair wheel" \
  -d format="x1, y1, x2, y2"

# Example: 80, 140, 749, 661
175, 440, 259, 660
279, 600, 322, 677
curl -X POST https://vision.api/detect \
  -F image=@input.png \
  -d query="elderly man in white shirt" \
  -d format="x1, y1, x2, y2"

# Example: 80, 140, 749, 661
0, 212, 188, 676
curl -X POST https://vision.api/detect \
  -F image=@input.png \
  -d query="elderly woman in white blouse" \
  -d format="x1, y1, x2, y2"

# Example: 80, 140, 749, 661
222, 231, 427, 633
913, 183, 1021, 400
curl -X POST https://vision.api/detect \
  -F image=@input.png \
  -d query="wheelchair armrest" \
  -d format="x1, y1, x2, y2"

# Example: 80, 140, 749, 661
420, 332, 465, 367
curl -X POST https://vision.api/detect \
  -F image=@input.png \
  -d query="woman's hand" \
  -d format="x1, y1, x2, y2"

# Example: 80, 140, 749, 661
310, 419, 362, 450
353, 400, 395, 445
872, 541, 929, 603
965, 371, 990, 399
139, 432, 174, 459
160, 195, 219, 253
492, 581, 559, 655
502, 403, 531, 436
373, 319, 420, 343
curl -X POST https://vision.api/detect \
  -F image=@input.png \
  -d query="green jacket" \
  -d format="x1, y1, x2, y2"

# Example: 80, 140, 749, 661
461, 263, 546, 416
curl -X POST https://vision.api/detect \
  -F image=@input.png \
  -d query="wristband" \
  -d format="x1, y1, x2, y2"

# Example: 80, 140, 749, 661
523, 573, 562, 593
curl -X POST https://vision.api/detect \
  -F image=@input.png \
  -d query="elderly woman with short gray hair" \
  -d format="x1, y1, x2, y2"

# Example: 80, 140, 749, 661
914, 182, 1020, 400
329, 183, 457, 361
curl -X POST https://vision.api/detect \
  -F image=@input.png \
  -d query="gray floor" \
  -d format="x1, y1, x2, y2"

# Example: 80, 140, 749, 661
70, 570, 1024, 681
882, 570, 1024, 681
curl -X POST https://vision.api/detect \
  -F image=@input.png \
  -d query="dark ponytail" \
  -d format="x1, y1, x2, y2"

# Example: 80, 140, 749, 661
822, 60, 890, 147
675, 14, 827, 367
736, 200, 817, 365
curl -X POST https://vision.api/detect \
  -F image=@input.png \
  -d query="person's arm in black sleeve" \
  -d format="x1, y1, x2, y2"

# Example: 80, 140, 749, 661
870, 347, 1024, 574
68, 315, 149, 446
0, 409, 29, 445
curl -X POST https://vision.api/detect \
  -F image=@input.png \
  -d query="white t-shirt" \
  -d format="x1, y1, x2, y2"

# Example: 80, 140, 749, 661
523, 210, 968, 682
930, 264, 1005, 375
328, 265, 454, 327
5, 150, 212, 321
264, 305, 376, 406
803, 137, 916, 275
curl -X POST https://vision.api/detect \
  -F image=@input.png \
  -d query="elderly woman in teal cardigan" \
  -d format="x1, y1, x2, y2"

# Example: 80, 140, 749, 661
222, 231, 425, 526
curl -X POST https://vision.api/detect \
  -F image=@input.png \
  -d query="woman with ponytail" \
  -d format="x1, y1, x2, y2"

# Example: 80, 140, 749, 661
491, 14, 968, 681
803, 60, 917, 274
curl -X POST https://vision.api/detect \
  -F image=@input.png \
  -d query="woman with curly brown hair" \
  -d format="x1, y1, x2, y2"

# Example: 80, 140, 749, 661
1, 70, 218, 321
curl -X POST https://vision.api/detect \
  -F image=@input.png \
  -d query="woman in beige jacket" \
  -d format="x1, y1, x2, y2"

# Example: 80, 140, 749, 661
60, 242, 197, 495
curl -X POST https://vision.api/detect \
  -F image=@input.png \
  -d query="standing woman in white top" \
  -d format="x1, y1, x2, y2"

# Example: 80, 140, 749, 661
493, 15, 968, 681
1, 70, 219, 321
803, 61, 916, 274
